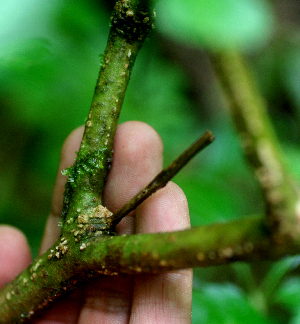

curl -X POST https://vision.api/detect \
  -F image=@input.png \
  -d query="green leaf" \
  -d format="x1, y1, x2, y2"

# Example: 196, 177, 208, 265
281, 48, 300, 119
262, 256, 300, 303
0, 38, 51, 73
272, 277, 300, 324
156, 0, 274, 50
274, 277, 300, 309
192, 284, 274, 323
120, 47, 200, 160
283, 145, 300, 183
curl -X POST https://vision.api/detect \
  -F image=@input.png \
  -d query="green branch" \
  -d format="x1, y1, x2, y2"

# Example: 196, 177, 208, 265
2, 212, 300, 323
60, 0, 155, 237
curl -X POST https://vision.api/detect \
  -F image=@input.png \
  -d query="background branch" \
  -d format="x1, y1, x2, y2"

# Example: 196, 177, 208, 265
211, 51, 300, 242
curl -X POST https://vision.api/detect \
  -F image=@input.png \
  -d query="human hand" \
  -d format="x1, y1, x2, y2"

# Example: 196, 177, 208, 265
0, 121, 192, 323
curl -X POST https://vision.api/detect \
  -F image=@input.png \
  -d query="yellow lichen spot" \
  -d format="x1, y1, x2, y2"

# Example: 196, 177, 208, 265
93, 205, 113, 218
151, 251, 159, 260
219, 247, 234, 259
32, 259, 42, 272
126, 9, 134, 17
78, 214, 89, 224
80, 243, 87, 251
59, 241, 68, 255
196, 252, 205, 261
159, 260, 167, 266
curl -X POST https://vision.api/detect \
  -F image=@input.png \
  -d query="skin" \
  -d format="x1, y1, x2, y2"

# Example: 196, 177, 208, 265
0, 121, 193, 323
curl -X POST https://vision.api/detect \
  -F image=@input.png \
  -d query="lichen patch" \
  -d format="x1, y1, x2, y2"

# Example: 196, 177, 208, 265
93, 205, 113, 219
78, 213, 89, 224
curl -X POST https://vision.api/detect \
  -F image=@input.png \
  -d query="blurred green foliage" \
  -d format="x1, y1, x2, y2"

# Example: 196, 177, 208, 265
1, 0, 300, 322
156, 0, 274, 50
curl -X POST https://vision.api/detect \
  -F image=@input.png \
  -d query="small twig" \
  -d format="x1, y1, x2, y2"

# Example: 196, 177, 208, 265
110, 130, 215, 227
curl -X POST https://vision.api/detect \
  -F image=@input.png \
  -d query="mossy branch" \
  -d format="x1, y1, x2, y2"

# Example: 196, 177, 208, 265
60, 0, 156, 238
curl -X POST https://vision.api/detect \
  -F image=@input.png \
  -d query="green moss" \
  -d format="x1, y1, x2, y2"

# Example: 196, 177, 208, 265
62, 149, 107, 190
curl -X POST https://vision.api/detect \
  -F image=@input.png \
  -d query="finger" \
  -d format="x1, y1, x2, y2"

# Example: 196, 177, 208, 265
136, 181, 190, 233
0, 226, 31, 287
102, 120, 163, 234
39, 126, 84, 254
131, 182, 193, 323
